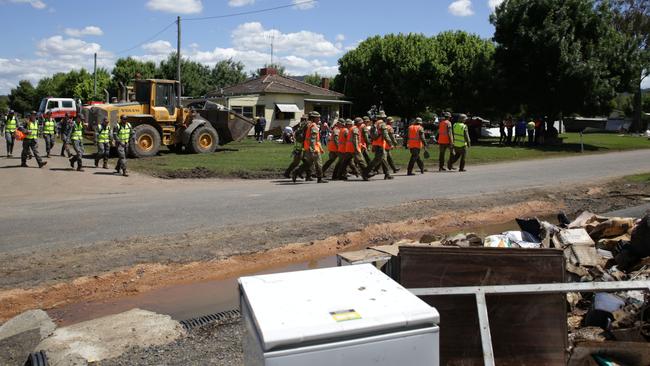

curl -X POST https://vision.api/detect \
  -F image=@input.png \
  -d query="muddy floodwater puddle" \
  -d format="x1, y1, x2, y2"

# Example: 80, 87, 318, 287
49, 256, 337, 326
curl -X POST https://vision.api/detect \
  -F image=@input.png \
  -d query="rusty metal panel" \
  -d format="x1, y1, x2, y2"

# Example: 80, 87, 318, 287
398, 246, 567, 366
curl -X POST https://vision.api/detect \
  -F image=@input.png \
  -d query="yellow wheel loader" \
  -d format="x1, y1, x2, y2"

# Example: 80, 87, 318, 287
82, 79, 255, 157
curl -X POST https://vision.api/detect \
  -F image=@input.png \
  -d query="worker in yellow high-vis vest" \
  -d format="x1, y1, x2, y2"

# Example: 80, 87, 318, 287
69, 115, 85, 171
4, 110, 18, 157
113, 115, 133, 177
94, 117, 112, 169
42, 112, 56, 157
447, 114, 471, 172
20, 112, 47, 168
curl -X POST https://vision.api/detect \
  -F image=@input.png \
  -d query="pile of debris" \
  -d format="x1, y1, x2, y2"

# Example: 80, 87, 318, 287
340, 211, 650, 364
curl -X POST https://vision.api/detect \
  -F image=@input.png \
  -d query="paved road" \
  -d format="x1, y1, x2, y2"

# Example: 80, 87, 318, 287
1, 138, 649, 253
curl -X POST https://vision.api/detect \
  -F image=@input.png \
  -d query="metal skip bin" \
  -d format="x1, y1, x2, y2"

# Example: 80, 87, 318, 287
239, 264, 440, 366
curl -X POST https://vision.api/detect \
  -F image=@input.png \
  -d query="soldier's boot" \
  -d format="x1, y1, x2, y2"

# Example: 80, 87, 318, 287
77, 161, 84, 172
384, 174, 394, 180
418, 161, 426, 174
102, 161, 108, 169
407, 160, 416, 176
94, 158, 99, 168
38, 161, 47, 168
317, 178, 328, 183
20, 162, 28, 167
291, 170, 298, 183
69, 157, 75, 168
122, 169, 129, 177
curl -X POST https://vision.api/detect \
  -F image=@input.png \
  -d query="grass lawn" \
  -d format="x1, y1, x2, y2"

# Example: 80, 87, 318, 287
624, 172, 650, 183
127, 132, 650, 179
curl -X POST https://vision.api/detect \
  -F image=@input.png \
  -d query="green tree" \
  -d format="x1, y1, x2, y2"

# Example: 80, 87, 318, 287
210, 59, 247, 91
74, 68, 111, 101
0, 95, 8, 114
303, 72, 323, 87
606, 0, 650, 130
491, 0, 633, 119
158, 53, 213, 97
337, 33, 448, 117
9, 80, 37, 114
110, 57, 158, 97
433, 31, 497, 116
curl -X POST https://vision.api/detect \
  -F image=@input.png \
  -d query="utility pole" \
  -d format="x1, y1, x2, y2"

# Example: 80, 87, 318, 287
93, 53, 97, 100
177, 15, 182, 108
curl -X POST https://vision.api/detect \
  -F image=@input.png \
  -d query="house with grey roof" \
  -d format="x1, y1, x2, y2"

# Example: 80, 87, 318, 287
205, 68, 352, 133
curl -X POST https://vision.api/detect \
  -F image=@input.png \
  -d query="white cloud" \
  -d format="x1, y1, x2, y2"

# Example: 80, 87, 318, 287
448, 0, 474, 16
37, 36, 103, 58
6, 0, 46, 9
335, 34, 345, 42
293, 0, 315, 10
228, 0, 254, 7
488, 0, 504, 11
232, 22, 341, 57
64, 26, 103, 37
146, 0, 202, 14
142, 40, 174, 55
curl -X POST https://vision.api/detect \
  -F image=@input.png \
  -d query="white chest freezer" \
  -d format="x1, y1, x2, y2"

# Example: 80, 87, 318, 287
239, 264, 439, 366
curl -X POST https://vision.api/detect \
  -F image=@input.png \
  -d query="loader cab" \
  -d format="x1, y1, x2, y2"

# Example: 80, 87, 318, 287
134, 79, 180, 122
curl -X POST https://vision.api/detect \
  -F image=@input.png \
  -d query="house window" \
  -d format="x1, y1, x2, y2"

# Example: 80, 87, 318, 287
231, 106, 243, 115
276, 111, 295, 120
255, 105, 265, 117
242, 106, 254, 118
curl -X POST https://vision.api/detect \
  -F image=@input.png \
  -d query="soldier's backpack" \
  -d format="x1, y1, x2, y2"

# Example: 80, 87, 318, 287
294, 123, 307, 143
370, 123, 379, 141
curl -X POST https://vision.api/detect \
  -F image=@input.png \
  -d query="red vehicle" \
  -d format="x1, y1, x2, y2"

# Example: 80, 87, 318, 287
38, 97, 78, 120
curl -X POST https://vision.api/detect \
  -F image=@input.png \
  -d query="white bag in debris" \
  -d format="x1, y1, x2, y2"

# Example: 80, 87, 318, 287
484, 235, 513, 248
503, 231, 542, 248
593, 293, 625, 313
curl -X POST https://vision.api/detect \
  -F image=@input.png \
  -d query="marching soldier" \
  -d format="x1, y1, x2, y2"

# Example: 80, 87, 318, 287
406, 117, 427, 175
364, 112, 393, 180
332, 118, 351, 180
385, 117, 400, 173
351, 117, 369, 180
59, 113, 73, 157
94, 117, 112, 169
293, 111, 327, 183
283, 116, 310, 179
69, 115, 85, 171
360, 116, 372, 165
322, 118, 341, 175
4, 110, 17, 158
42, 112, 56, 157
20, 112, 47, 168
114, 115, 133, 177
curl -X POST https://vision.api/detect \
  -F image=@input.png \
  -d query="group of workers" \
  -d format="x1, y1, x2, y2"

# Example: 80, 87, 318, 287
0, 110, 133, 176
283, 110, 471, 183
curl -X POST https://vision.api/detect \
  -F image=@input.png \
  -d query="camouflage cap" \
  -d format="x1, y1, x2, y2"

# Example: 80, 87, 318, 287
415, 117, 423, 124
354, 117, 363, 124
345, 119, 353, 125
443, 111, 452, 118
362, 116, 370, 122
386, 117, 394, 123
308, 111, 321, 118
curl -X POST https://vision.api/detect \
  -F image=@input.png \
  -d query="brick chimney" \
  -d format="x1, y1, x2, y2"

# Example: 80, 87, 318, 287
321, 77, 330, 90
259, 67, 277, 76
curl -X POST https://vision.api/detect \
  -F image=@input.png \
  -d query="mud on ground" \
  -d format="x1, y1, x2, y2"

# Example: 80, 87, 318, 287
0, 177, 649, 323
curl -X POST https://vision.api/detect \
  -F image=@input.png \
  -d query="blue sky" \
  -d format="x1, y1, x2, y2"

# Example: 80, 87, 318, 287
0, 0, 528, 95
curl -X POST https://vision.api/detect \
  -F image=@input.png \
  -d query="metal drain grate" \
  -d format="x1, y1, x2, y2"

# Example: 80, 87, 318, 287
180, 309, 241, 330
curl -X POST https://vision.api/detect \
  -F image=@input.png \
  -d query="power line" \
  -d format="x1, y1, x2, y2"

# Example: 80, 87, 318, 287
114, 20, 177, 55
184, 0, 317, 21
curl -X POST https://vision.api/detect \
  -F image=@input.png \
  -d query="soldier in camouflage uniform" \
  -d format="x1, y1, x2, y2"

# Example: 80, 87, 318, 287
385, 117, 400, 173
364, 112, 393, 180
283, 116, 311, 180
322, 118, 341, 175
293, 111, 327, 183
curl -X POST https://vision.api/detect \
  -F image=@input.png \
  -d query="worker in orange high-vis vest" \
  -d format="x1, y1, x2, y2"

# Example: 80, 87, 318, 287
364, 111, 393, 180
360, 116, 372, 164
293, 111, 327, 183
322, 119, 341, 175
437, 111, 454, 171
352, 118, 370, 180
385, 117, 400, 174
337, 119, 362, 180
332, 118, 351, 180
407, 117, 427, 175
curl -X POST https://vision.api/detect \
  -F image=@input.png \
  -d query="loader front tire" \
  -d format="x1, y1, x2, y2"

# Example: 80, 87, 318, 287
190, 125, 219, 154
131, 124, 161, 158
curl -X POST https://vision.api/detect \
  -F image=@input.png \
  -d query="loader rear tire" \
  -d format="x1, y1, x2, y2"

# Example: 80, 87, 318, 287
190, 125, 219, 154
131, 124, 161, 158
